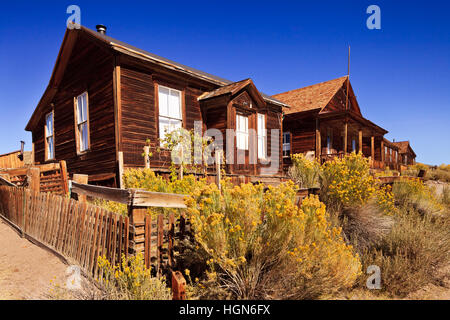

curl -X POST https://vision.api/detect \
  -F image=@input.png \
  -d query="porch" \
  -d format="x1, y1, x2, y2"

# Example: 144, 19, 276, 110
314, 112, 388, 170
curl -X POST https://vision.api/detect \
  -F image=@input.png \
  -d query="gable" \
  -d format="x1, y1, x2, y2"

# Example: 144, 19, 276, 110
321, 81, 362, 117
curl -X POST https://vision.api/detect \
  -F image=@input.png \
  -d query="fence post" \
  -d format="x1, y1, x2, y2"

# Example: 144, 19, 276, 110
172, 271, 187, 300
73, 174, 88, 202
27, 167, 40, 193
118, 152, 124, 189
60, 161, 69, 194
144, 146, 150, 169
215, 150, 222, 190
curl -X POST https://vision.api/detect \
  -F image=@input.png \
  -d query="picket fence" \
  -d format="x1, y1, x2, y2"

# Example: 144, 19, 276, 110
0, 186, 129, 280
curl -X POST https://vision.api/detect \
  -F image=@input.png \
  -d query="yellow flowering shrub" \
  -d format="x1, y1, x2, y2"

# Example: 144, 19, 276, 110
320, 152, 395, 215
95, 169, 209, 217
185, 181, 361, 299
288, 153, 320, 188
97, 253, 172, 300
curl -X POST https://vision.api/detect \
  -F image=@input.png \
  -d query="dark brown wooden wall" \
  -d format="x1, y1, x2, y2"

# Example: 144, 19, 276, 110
33, 36, 116, 178
284, 118, 316, 155
119, 58, 212, 170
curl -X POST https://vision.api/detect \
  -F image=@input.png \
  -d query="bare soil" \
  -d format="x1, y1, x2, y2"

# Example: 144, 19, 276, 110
0, 219, 69, 300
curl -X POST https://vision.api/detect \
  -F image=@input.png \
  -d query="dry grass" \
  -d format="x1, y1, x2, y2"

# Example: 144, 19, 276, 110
338, 203, 394, 254
357, 191, 450, 298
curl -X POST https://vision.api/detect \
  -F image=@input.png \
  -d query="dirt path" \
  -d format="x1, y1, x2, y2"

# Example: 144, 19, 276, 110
0, 219, 69, 300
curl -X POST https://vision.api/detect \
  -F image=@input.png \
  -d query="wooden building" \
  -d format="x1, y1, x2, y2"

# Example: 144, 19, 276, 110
25, 25, 287, 187
392, 141, 416, 166
382, 138, 400, 170
273, 76, 389, 170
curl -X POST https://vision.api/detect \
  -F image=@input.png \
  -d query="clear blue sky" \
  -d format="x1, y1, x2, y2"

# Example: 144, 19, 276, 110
0, 0, 448, 165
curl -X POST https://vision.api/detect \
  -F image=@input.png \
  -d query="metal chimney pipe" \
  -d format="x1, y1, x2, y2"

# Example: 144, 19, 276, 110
96, 25, 107, 35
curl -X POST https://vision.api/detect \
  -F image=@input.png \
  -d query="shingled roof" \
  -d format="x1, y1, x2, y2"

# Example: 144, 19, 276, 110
80, 25, 287, 108
272, 76, 348, 114
393, 141, 416, 157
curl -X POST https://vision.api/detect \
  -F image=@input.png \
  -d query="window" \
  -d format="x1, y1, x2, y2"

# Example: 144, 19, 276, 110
326, 128, 333, 154
158, 86, 182, 145
75, 92, 89, 153
389, 149, 392, 162
283, 132, 291, 158
45, 112, 54, 160
236, 114, 248, 150
352, 139, 356, 152
385, 146, 388, 161
257, 113, 267, 159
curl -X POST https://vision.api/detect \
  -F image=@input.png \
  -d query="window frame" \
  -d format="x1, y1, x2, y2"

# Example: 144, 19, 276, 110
236, 114, 249, 151
157, 85, 183, 147
44, 111, 55, 161
283, 132, 291, 158
257, 113, 267, 159
74, 92, 91, 155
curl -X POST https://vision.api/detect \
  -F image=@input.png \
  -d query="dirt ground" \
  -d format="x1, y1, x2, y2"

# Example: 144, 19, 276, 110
0, 219, 69, 300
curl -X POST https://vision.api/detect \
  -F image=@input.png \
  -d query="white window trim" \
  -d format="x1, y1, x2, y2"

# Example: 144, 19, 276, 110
75, 92, 90, 154
257, 113, 267, 159
45, 111, 55, 161
158, 85, 183, 146
236, 114, 249, 151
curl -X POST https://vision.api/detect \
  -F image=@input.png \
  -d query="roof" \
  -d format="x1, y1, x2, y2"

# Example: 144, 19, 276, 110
26, 25, 288, 131
383, 138, 400, 150
83, 25, 287, 107
392, 141, 416, 157
272, 76, 348, 114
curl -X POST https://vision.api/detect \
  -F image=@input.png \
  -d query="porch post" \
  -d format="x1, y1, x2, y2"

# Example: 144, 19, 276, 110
371, 136, 375, 160
344, 121, 348, 154
358, 129, 363, 154
315, 119, 321, 160
381, 140, 385, 162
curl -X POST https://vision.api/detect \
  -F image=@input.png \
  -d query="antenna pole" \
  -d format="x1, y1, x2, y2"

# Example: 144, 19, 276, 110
345, 45, 350, 110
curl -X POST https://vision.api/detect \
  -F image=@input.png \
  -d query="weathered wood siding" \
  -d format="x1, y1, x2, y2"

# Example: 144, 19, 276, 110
33, 36, 116, 179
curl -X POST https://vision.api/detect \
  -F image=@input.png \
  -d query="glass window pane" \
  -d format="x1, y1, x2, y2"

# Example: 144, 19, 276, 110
81, 123, 88, 151
46, 114, 53, 137
159, 87, 170, 117
159, 117, 170, 141
77, 96, 83, 124
81, 93, 88, 122
169, 90, 181, 119
47, 137, 54, 159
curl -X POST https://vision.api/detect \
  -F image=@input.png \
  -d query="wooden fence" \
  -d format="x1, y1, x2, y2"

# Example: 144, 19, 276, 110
0, 161, 69, 195
0, 180, 191, 298
0, 186, 129, 280
70, 182, 192, 274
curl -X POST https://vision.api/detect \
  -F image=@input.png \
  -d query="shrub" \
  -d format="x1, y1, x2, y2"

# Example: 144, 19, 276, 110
97, 253, 172, 300
319, 152, 396, 215
288, 154, 320, 189
95, 169, 209, 217
320, 153, 375, 210
339, 204, 394, 254
426, 168, 450, 182
360, 208, 450, 297
185, 181, 361, 300
392, 178, 444, 216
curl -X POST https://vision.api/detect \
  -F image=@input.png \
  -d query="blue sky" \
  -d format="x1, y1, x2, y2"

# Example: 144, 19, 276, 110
0, 0, 448, 164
